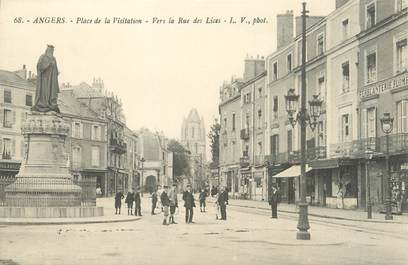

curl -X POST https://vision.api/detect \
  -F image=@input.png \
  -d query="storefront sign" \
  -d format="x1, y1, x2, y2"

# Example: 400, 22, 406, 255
359, 72, 408, 99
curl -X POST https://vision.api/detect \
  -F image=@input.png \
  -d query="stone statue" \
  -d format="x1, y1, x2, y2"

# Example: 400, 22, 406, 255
32, 45, 60, 113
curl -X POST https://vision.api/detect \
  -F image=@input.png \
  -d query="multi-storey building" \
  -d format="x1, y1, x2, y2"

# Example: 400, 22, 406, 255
219, 57, 267, 200
124, 127, 139, 191
0, 66, 35, 204
219, 79, 242, 197
58, 90, 108, 203
136, 128, 173, 193
62, 78, 128, 196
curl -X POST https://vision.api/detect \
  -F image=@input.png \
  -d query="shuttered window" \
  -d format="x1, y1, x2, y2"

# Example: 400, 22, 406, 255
397, 100, 408, 133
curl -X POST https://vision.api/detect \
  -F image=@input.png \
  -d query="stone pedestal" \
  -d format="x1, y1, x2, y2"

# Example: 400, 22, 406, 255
4, 112, 82, 209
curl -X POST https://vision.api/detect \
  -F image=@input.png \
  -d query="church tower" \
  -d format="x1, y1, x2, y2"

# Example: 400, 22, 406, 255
181, 108, 206, 162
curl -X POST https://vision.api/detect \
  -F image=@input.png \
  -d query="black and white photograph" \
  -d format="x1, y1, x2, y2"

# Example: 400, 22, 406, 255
0, 0, 408, 264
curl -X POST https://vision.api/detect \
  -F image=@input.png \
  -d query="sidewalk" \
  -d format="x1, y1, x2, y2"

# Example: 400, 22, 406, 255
0, 198, 140, 225
228, 198, 408, 224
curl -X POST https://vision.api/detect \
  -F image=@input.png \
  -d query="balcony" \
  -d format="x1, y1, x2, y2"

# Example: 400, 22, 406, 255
254, 155, 265, 166
110, 138, 127, 154
240, 156, 250, 168
264, 147, 327, 166
330, 133, 408, 159
240, 128, 250, 140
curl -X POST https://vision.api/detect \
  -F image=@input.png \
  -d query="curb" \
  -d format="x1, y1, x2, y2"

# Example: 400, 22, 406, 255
0, 217, 141, 226
229, 203, 408, 224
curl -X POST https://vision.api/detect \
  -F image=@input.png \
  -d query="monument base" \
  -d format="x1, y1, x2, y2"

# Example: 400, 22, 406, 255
0, 206, 104, 218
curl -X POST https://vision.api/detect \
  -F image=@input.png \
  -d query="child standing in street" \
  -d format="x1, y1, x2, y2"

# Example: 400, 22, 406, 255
125, 189, 135, 215
114, 191, 124, 215
199, 188, 207, 212
160, 185, 170, 225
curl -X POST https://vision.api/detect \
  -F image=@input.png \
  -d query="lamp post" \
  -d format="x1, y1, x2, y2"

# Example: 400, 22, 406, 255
284, 2, 323, 241
140, 157, 145, 197
365, 149, 374, 219
380, 112, 394, 220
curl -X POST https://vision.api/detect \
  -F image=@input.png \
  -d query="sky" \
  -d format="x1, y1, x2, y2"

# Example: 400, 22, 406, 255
0, 0, 334, 144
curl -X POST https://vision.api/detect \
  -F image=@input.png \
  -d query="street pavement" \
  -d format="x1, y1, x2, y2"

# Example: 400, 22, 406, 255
0, 195, 407, 265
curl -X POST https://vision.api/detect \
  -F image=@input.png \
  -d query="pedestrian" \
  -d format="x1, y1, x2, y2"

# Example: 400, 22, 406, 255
182, 184, 195, 223
199, 188, 207, 212
211, 185, 218, 197
217, 186, 228, 220
160, 185, 170, 225
96, 186, 102, 197
168, 184, 178, 224
157, 185, 163, 212
134, 187, 142, 216
114, 191, 124, 215
268, 184, 280, 219
125, 189, 135, 215
151, 189, 158, 215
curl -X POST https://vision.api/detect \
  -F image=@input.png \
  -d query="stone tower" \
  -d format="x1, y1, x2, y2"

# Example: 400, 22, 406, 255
181, 109, 206, 161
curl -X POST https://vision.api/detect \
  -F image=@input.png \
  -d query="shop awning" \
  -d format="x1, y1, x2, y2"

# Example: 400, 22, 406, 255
272, 164, 312, 178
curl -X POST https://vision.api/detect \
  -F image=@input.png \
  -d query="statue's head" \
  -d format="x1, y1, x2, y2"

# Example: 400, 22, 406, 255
46, 45, 55, 56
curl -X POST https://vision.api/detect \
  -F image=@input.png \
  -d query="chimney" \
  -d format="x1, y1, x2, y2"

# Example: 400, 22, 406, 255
14, 64, 27, 80
277, 10, 294, 49
243, 56, 265, 82
335, 0, 349, 9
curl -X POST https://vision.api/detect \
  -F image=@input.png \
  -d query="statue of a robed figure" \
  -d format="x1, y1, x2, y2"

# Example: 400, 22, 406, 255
32, 44, 60, 113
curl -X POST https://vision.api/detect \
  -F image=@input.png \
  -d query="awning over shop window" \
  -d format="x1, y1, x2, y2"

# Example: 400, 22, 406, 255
272, 164, 312, 178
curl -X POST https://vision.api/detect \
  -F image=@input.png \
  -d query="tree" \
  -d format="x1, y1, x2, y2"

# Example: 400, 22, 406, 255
208, 118, 221, 166
167, 139, 191, 183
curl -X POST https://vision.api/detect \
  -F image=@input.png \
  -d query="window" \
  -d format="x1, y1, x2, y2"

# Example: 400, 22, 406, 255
2, 138, 12, 159
297, 40, 302, 66
397, 100, 408, 133
342, 62, 350, 92
91, 146, 100, 167
317, 33, 324, 56
317, 75, 325, 99
25, 94, 33, 107
273, 96, 278, 112
72, 146, 81, 168
396, 38, 408, 73
244, 93, 252, 104
232, 113, 236, 131
317, 122, 324, 147
366, 2, 376, 29
366, 51, 377, 84
341, 114, 350, 142
3, 109, 12, 128
245, 113, 250, 128
273, 62, 278, 80
258, 87, 262, 97
192, 127, 195, 138
367, 108, 376, 138
258, 109, 262, 128
397, 0, 408, 12
73, 122, 81, 138
287, 130, 293, 153
342, 19, 349, 41
287, 53, 292, 73
270, 135, 279, 159
4, 90, 11, 104
258, 142, 262, 155
92, 125, 101, 140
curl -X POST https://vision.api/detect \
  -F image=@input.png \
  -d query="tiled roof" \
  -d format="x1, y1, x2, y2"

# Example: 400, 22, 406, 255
0, 70, 35, 88
58, 90, 102, 121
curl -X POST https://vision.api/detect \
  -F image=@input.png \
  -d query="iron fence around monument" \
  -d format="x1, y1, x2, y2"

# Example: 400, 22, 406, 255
0, 175, 16, 206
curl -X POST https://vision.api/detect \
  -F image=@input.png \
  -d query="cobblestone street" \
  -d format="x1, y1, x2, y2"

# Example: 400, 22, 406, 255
1, 197, 407, 265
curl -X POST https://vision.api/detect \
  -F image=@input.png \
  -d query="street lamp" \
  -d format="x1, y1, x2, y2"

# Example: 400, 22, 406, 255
140, 157, 145, 197
380, 112, 394, 220
284, 2, 323, 241
365, 149, 374, 219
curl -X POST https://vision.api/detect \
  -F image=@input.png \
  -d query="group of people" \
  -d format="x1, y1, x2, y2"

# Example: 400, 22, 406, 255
113, 183, 232, 225
114, 187, 142, 216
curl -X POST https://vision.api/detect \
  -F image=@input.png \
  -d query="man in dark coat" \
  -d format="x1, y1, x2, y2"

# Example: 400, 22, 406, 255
160, 186, 170, 225
217, 186, 229, 220
182, 185, 196, 223
114, 191, 124, 215
199, 188, 207, 212
125, 189, 135, 215
151, 189, 158, 215
134, 187, 142, 216
268, 185, 280, 219
32, 45, 60, 113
